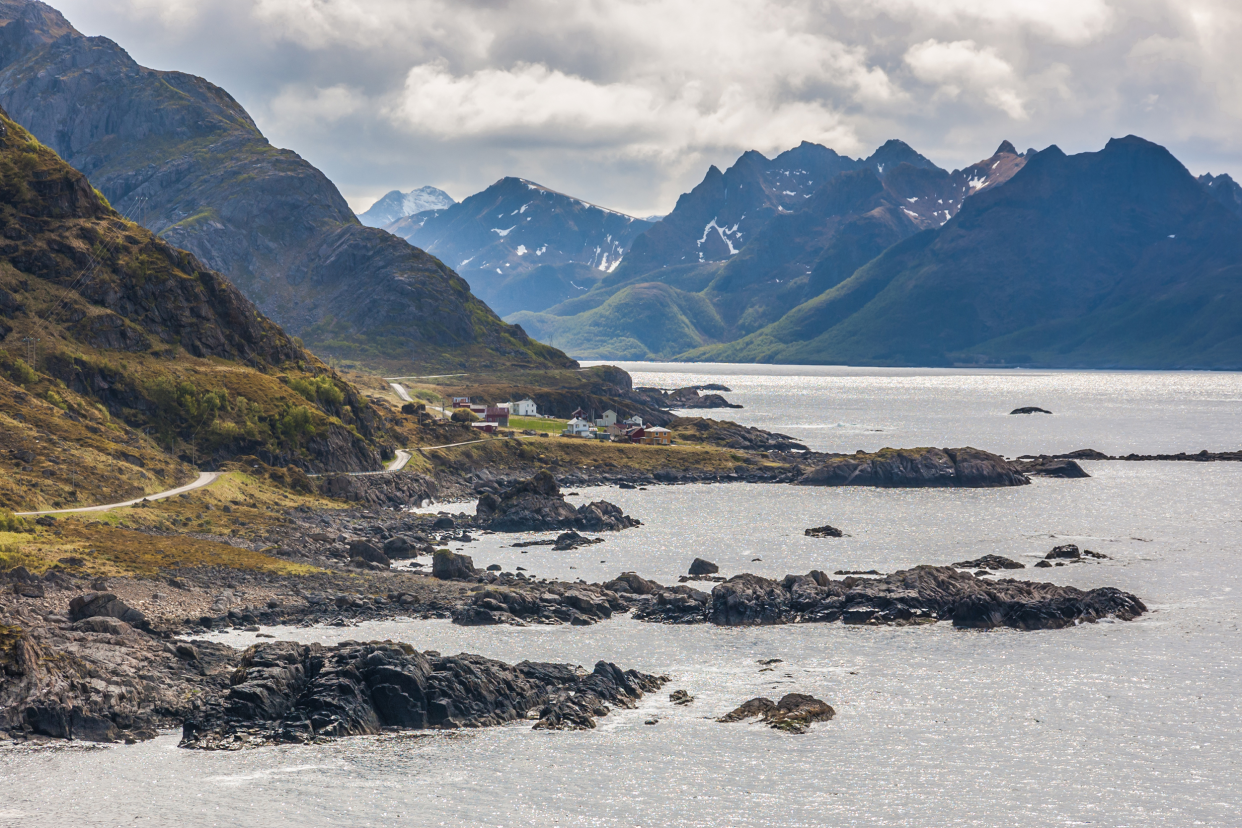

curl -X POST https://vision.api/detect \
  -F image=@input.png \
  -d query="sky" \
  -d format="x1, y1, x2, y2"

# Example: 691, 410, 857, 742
51, 0, 1242, 218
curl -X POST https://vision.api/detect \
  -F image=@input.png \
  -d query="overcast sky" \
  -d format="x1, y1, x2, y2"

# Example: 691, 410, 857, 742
52, 0, 1242, 217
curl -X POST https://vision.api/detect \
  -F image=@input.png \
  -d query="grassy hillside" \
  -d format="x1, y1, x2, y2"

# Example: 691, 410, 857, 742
0, 108, 390, 510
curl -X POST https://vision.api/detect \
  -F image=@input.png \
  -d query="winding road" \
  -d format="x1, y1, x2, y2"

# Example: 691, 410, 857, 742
16, 471, 225, 517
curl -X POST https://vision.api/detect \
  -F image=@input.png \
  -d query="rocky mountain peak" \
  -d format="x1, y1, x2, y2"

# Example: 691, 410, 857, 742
358, 185, 455, 228
995, 140, 1018, 155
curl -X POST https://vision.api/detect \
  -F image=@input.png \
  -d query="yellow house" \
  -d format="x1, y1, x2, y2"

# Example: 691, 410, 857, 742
641, 426, 672, 446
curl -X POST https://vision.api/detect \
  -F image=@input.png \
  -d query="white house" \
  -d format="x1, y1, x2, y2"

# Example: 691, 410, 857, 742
509, 398, 538, 417
563, 417, 595, 438
623, 415, 643, 427
595, 409, 618, 428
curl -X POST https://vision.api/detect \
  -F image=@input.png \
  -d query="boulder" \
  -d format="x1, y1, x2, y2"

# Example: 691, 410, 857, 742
1045, 544, 1082, 560
348, 540, 391, 567
477, 471, 639, 532
1010, 407, 1052, 415
552, 531, 604, 551
1015, 457, 1091, 478
432, 550, 477, 580
604, 572, 663, 595
669, 689, 694, 706
383, 536, 418, 559
688, 558, 719, 576
68, 592, 147, 629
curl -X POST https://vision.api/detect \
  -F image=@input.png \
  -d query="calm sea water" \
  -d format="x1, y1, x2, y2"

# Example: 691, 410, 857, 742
3, 368, 1240, 827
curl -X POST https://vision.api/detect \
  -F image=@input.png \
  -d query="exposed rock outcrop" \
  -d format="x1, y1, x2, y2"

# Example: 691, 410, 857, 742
179, 641, 666, 747
635, 566, 1145, 630
951, 555, 1025, 570
798, 447, 1029, 488
805, 524, 844, 538
1010, 407, 1052, 414
475, 471, 640, 532
718, 693, 835, 734
1014, 457, 1091, 478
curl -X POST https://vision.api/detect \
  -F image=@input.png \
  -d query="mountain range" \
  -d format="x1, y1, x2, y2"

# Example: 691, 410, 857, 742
0, 0, 572, 374
501, 136, 1242, 368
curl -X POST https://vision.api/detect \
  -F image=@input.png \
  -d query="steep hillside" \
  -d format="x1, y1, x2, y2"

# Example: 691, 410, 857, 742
695, 137, 1242, 368
0, 108, 389, 509
512, 141, 1029, 359
398, 177, 652, 316
0, 0, 573, 374
1199, 173, 1242, 220
358, 186, 455, 228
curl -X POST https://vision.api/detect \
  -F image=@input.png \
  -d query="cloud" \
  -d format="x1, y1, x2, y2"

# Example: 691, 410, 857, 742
48, 0, 1242, 216
904, 39, 1028, 119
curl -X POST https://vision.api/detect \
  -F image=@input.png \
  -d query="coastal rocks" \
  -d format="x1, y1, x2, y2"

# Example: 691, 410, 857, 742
633, 585, 711, 624
180, 642, 666, 748
805, 524, 844, 538
475, 471, 639, 532
670, 690, 694, 706
798, 447, 1029, 488
635, 386, 743, 410
666, 417, 808, 452
432, 550, 478, 580
718, 694, 835, 734
552, 531, 603, 551
951, 555, 1025, 570
454, 582, 622, 627
604, 572, 663, 595
634, 566, 1146, 630
688, 558, 719, 577
348, 540, 391, 568
68, 592, 148, 630
1011, 407, 1052, 414
1014, 457, 1091, 478
1045, 544, 1108, 561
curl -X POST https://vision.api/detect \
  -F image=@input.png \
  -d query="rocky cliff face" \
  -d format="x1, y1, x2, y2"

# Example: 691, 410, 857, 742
0, 0, 573, 373
358, 186, 455, 228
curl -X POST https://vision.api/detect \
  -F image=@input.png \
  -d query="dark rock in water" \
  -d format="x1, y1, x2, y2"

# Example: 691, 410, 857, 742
432, 550, 478, 580
799, 447, 1029, 488
1045, 544, 1082, 560
635, 566, 1146, 630
670, 689, 694, 705
486, 564, 502, 572
834, 569, 883, 576
433, 516, 456, 530
476, 471, 639, 532
348, 540, 391, 568
1015, 457, 1091, 478
805, 524, 844, 538
180, 641, 666, 748
952, 555, 1025, 570
688, 558, 719, 576
718, 693, 835, 734
1034, 560, 1053, 568
604, 572, 663, 595
552, 531, 604, 551
68, 593, 148, 629
1011, 407, 1052, 415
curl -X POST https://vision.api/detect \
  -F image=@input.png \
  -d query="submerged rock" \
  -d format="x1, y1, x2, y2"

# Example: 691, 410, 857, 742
180, 642, 666, 748
798, 447, 1029, 488
1011, 407, 1052, 415
635, 566, 1146, 630
718, 693, 835, 734
551, 531, 604, 551
475, 471, 639, 532
670, 689, 695, 705
1015, 457, 1091, 478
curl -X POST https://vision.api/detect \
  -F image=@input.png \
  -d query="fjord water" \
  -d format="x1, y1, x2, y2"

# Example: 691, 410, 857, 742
4, 368, 1241, 827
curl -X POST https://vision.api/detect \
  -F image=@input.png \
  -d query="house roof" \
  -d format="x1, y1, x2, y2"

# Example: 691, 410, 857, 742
645, 426, 671, 433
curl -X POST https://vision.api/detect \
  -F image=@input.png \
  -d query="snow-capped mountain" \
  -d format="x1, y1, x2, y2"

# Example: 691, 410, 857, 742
358, 186, 456, 228
396, 177, 653, 316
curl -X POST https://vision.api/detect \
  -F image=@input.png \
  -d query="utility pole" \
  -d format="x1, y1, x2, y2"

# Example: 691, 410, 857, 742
22, 336, 38, 366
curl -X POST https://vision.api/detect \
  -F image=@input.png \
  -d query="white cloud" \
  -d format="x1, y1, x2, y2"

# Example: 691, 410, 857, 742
905, 39, 1028, 119
48, 0, 1242, 215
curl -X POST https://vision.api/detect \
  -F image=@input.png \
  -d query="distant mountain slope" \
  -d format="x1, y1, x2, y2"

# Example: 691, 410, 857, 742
0, 0, 573, 373
1199, 173, 1242, 220
358, 186, 455, 228
693, 136, 1242, 368
512, 141, 1029, 359
398, 177, 653, 316
0, 106, 386, 511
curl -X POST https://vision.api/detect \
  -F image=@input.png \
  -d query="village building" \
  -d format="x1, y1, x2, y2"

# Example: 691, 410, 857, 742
571, 407, 589, 421
452, 396, 471, 408
562, 417, 595, 438
595, 409, 618, 428
623, 415, 643, 427
640, 426, 672, 446
509, 398, 538, 417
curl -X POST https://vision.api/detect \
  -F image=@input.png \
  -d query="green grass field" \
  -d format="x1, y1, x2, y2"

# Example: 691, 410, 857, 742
508, 415, 568, 433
